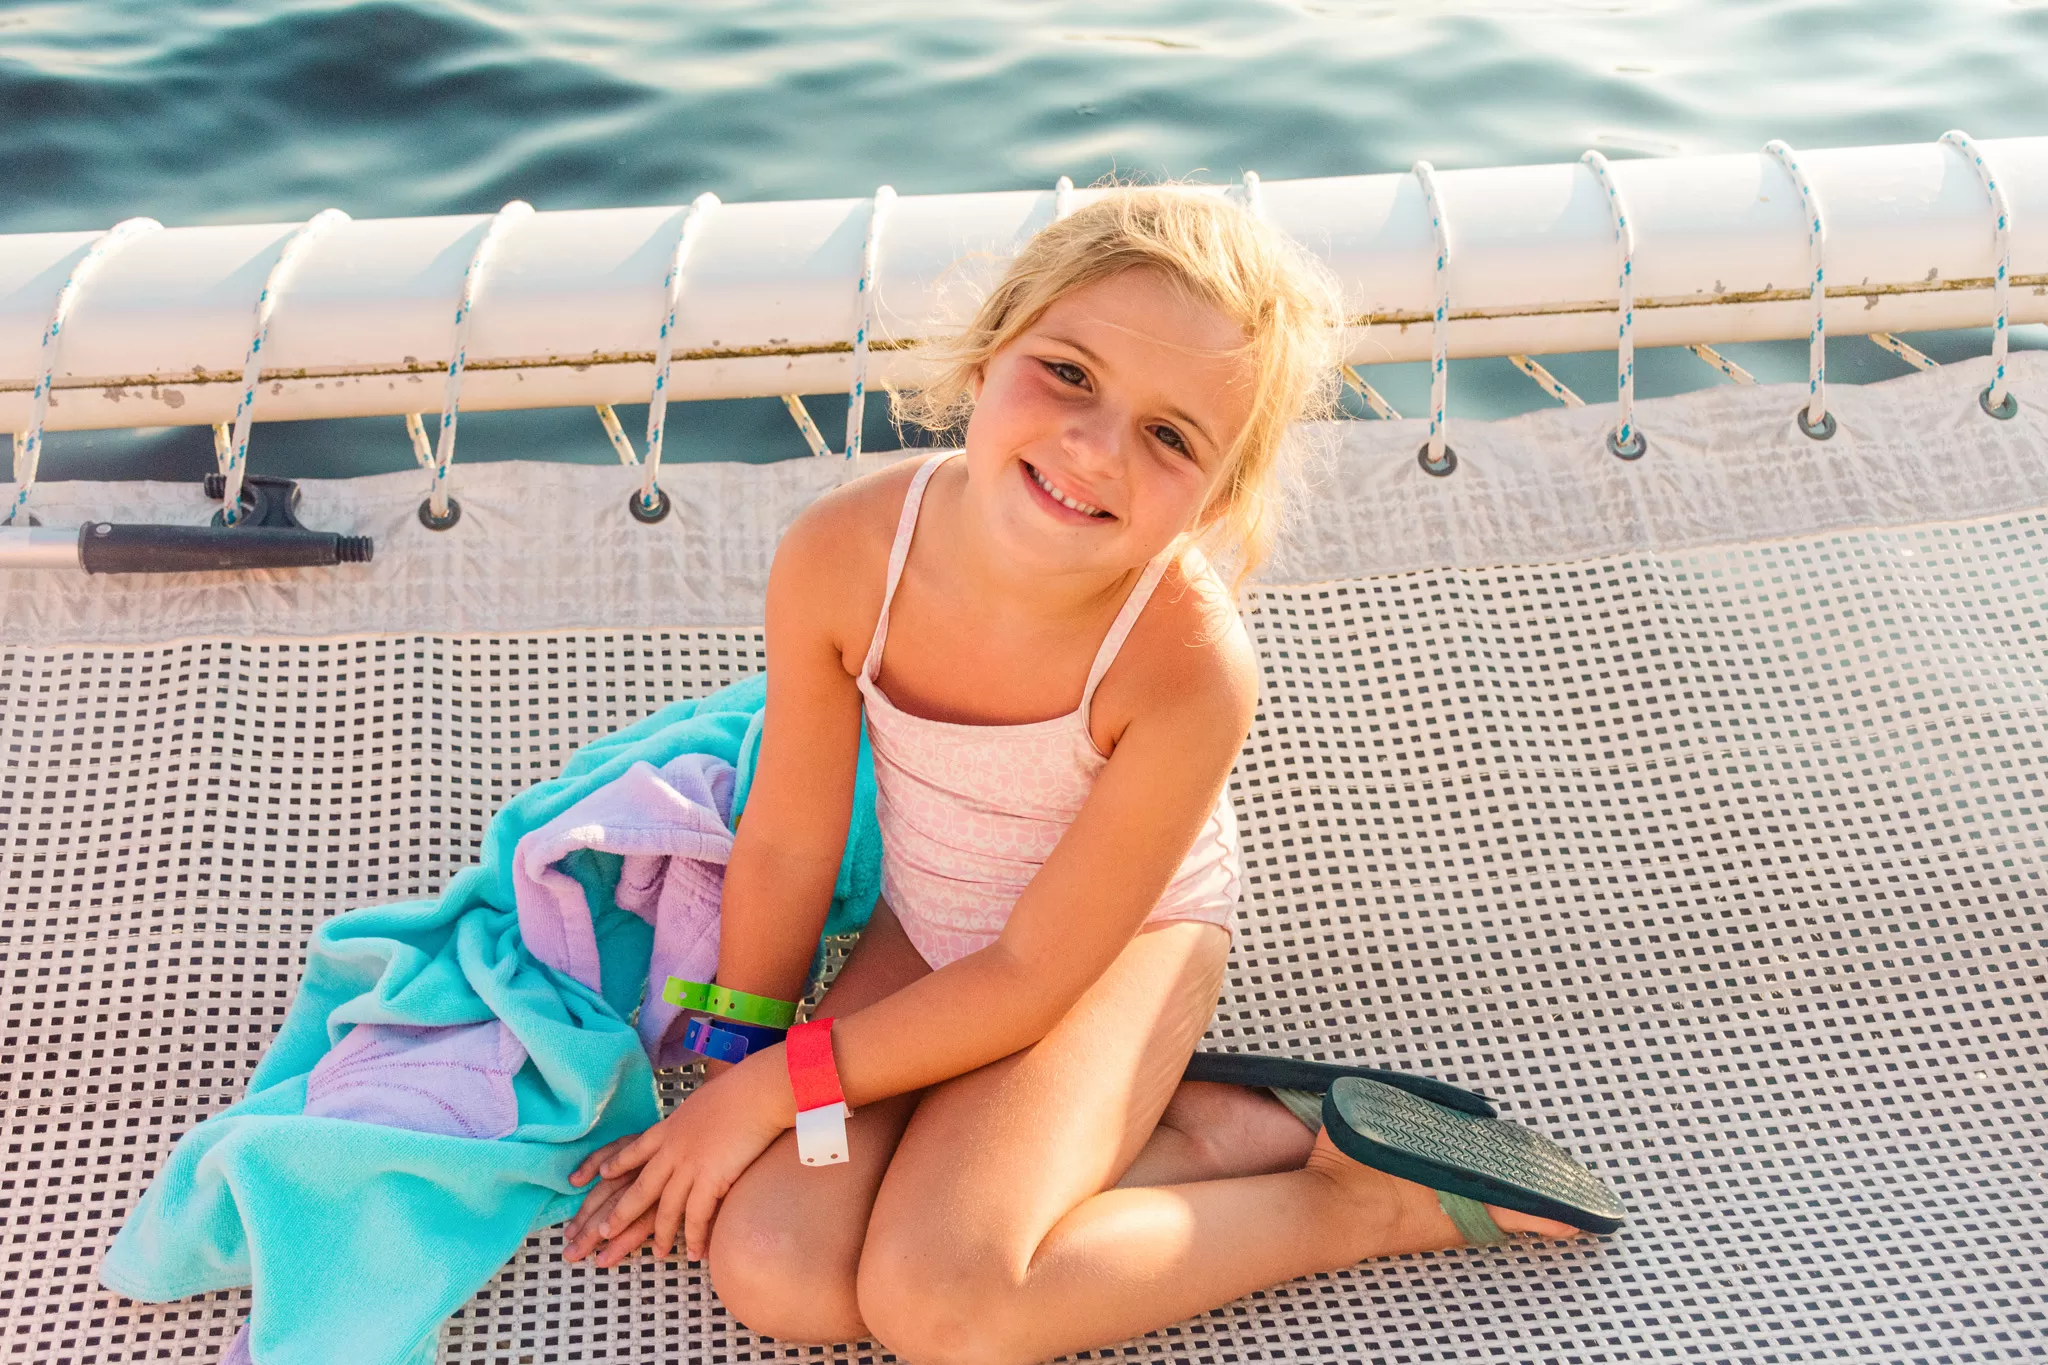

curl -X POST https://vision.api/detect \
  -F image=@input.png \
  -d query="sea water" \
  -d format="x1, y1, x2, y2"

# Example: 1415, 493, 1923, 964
8, 0, 2045, 479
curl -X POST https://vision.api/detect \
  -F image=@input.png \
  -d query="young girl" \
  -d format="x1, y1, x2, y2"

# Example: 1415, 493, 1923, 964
560, 189, 1608, 1362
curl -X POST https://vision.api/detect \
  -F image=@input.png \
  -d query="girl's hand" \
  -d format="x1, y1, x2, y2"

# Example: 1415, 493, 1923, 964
563, 1137, 652, 1265
591, 1052, 791, 1262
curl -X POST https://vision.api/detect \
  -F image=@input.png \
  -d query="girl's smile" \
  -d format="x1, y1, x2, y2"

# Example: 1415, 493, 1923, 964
1021, 459, 1112, 521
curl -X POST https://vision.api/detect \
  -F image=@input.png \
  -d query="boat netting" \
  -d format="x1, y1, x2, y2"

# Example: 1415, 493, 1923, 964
1, 358, 2043, 1362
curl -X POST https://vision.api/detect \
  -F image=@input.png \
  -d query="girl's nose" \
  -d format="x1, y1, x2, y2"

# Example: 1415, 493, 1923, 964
1060, 407, 1128, 479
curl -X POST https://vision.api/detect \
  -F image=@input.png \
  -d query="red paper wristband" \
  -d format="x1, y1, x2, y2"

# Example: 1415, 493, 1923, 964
786, 1018, 849, 1166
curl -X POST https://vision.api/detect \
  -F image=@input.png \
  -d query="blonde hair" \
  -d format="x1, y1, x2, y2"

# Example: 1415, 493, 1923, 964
893, 186, 1342, 581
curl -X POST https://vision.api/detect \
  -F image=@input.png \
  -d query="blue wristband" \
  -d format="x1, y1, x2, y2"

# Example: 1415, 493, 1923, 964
682, 1016, 788, 1064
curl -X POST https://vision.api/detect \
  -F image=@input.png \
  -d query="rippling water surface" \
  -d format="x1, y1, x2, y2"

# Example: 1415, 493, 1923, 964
7, 0, 2047, 477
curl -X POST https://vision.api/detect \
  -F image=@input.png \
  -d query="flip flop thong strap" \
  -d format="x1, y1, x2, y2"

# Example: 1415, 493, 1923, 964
1438, 1191, 1509, 1246
1268, 1087, 1324, 1133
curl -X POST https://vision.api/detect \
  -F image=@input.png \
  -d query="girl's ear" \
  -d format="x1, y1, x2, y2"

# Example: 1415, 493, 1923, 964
968, 363, 985, 402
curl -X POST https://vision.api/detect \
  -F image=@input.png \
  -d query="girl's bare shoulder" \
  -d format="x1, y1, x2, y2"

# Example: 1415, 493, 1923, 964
1101, 547, 1258, 750
770, 455, 930, 668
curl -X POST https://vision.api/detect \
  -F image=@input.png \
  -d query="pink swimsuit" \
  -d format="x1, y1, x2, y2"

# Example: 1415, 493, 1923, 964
855, 452, 1242, 970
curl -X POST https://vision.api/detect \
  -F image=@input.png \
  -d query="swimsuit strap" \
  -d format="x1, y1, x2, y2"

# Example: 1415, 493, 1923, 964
1079, 550, 1174, 721
863, 448, 1174, 723
861, 451, 958, 681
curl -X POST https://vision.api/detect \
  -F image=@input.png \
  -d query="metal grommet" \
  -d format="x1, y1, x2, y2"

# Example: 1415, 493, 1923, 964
1416, 443, 1458, 477
629, 485, 672, 524
418, 497, 462, 531
1980, 386, 2019, 421
1607, 429, 1647, 461
1795, 408, 1837, 441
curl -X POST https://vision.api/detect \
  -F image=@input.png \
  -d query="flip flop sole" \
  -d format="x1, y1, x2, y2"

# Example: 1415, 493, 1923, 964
1183, 1051, 1496, 1118
1324, 1077, 1626, 1235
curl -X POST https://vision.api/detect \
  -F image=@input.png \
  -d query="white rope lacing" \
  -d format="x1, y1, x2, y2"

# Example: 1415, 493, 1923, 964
1581, 150, 1643, 456
6, 217, 162, 526
1940, 129, 2015, 418
1053, 175, 1076, 222
1868, 332, 1940, 371
1762, 140, 1831, 435
212, 208, 349, 524
594, 403, 637, 464
404, 412, 435, 468
1508, 354, 1584, 407
1688, 343, 1757, 385
1340, 364, 1401, 420
842, 185, 895, 460
1412, 160, 1454, 473
780, 396, 834, 458
625, 191, 722, 515
416, 200, 534, 524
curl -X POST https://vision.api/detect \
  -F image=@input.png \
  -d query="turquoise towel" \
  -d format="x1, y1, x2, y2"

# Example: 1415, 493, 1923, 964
100, 675, 880, 1365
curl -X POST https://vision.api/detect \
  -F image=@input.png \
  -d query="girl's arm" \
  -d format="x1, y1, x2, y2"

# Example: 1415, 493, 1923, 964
711, 494, 872, 1004
825, 610, 1257, 1102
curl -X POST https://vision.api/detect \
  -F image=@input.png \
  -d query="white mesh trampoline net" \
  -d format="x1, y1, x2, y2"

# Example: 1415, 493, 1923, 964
1, 358, 2043, 1363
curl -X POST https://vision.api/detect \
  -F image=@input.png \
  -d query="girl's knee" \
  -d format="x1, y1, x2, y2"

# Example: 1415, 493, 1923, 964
708, 1191, 864, 1344
856, 1227, 1026, 1365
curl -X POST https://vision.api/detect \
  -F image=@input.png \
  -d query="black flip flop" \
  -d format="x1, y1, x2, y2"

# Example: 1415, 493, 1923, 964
1323, 1076, 1626, 1236
1183, 1051, 1496, 1118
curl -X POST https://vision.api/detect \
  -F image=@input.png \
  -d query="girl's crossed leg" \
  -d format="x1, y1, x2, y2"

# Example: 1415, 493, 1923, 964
709, 902, 1577, 1363
708, 902, 1310, 1345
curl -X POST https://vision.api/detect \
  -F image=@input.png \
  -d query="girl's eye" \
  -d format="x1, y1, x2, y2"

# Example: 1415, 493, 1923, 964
1149, 424, 1191, 456
1042, 359, 1088, 387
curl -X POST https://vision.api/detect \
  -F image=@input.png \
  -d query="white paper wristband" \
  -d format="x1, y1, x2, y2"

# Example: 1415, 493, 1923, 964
795, 1101, 851, 1166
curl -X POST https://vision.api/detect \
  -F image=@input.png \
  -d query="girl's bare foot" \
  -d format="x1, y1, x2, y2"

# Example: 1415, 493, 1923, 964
1120, 1080, 1319, 1187
1301, 1127, 1585, 1256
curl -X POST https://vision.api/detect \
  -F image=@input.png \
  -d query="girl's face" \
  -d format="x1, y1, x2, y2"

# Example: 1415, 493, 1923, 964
961, 268, 1254, 581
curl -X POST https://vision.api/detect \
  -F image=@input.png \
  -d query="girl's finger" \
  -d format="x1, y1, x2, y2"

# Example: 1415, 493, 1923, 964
681, 1173, 727, 1263
600, 1124, 671, 1181
593, 1210, 659, 1269
654, 1169, 693, 1261
599, 1159, 670, 1238
564, 1181, 628, 1258
573, 1136, 635, 1187
567, 1171, 627, 1232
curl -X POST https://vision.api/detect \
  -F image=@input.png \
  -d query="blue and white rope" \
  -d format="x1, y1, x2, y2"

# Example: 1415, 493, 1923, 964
6, 216, 162, 526
1762, 140, 1828, 430
595, 403, 637, 464
843, 185, 895, 460
1581, 150, 1639, 450
637, 191, 721, 509
781, 396, 834, 458
1412, 160, 1452, 470
405, 412, 435, 469
215, 208, 349, 524
1508, 354, 1584, 407
1340, 364, 1401, 420
1868, 332, 1939, 371
1940, 130, 2012, 413
419, 200, 534, 520
1053, 175, 1076, 222
1688, 343, 1757, 385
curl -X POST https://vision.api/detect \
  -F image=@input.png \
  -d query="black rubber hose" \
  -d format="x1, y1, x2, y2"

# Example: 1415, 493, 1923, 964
77, 522, 373, 574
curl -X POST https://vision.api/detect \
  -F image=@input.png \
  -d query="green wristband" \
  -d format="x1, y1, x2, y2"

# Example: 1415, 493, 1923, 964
662, 978, 713, 1011
707, 983, 800, 1029
661, 977, 799, 1030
